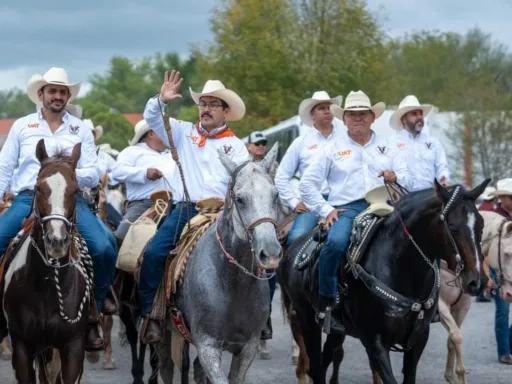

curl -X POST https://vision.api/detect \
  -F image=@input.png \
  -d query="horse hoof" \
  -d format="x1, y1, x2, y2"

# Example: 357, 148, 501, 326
260, 351, 271, 360
291, 355, 298, 365
103, 360, 117, 370
86, 352, 100, 364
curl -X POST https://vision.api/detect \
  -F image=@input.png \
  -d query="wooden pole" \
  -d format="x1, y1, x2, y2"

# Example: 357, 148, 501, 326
463, 112, 473, 189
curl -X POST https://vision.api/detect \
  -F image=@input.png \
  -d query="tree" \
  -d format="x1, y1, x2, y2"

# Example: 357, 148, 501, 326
0, 89, 34, 118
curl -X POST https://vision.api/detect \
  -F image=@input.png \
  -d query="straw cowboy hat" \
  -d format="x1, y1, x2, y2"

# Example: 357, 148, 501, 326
26, 67, 81, 104
389, 95, 433, 130
35, 102, 83, 118
491, 178, 512, 197
189, 80, 246, 121
330, 90, 385, 120
298, 91, 343, 127
480, 186, 497, 201
130, 120, 152, 146
83, 119, 103, 140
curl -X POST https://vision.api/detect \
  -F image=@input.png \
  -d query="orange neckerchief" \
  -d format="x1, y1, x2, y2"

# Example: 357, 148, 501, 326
195, 122, 236, 147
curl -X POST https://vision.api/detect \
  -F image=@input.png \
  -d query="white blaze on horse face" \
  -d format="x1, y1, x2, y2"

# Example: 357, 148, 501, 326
467, 212, 480, 273
46, 172, 68, 239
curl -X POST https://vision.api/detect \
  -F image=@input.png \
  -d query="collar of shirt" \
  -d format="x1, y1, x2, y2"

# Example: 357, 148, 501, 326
312, 125, 336, 140
37, 108, 70, 128
345, 129, 376, 147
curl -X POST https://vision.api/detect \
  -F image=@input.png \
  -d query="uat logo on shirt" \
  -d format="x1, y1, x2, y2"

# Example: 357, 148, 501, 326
308, 144, 318, 150
27, 123, 39, 128
336, 149, 352, 157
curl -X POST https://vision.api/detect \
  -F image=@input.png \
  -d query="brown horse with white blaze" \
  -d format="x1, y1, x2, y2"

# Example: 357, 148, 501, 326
2, 140, 93, 383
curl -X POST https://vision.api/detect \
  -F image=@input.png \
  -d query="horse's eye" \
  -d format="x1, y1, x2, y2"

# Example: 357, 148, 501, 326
236, 196, 244, 204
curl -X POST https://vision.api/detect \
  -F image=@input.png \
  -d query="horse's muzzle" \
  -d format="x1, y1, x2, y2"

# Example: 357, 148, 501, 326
257, 244, 283, 269
45, 231, 71, 259
465, 278, 481, 296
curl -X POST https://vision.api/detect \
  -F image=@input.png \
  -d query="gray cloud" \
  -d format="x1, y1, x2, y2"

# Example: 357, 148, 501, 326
1, 0, 511, 91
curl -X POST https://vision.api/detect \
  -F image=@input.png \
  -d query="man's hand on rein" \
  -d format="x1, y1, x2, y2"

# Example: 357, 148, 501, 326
378, 170, 397, 184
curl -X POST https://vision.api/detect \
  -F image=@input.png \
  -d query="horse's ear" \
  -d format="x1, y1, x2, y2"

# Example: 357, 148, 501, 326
260, 142, 279, 174
467, 178, 492, 200
35, 139, 48, 163
433, 178, 449, 201
70, 143, 81, 170
217, 147, 238, 175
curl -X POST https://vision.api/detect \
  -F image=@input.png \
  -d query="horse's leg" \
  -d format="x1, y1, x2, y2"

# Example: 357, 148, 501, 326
181, 341, 190, 384
439, 300, 458, 384
322, 334, 343, 384
298, 311, 325, 384
292, 329, 310, 384
291, 337, 299, 365
120, 308, 144, 384
228, 336, 259, 383
193, 356, 210, 384
58, 338, 85, 384
402, 326, 430, 384
1, 337, 12, 360
451, 296, 472, 384
195, 341, 227, 384
11, 337, 37, 383
154, 327, 174, 384
363, 335, 397, 384
102, 314, 116, 370
326, 337, 345, 384
148, 344, 160, 384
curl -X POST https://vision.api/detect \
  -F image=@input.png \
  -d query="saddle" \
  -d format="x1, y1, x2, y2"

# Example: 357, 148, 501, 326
165, 198, 225, 299
294, 185, 393, 271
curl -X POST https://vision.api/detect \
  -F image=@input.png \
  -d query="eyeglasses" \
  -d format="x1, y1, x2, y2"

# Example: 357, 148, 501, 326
252, 141, 267, 146
198, 101, 223, 110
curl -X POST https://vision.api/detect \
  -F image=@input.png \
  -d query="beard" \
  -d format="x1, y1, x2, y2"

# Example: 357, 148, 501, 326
406, 118, 424, 133
44, 98, 66, 114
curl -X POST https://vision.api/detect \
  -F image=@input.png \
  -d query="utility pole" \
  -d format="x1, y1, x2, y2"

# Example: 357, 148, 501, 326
463, 112, 473, 188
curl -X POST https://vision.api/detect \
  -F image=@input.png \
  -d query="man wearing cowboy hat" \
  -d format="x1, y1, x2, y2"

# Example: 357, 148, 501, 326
0, 67, 117, 351
275, 91, 343, 246
111, 119, 178, 244
299, 90, 411, 334
488, 178, 512, 364
139, 70, 249, 343
479, 186, 497, 212
388, 95, 449, 190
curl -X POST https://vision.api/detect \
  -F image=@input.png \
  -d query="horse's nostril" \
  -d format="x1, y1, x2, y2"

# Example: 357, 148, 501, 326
467, 280, 480, 295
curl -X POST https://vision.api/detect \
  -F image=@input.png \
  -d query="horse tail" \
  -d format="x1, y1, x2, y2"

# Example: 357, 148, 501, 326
171, 332, 186, 370
280, 284, 293, 325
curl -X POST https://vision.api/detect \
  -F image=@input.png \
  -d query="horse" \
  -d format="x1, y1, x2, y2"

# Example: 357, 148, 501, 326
156, 143, 283, 383
278, 179, 490, 384
2, 140, 94, 383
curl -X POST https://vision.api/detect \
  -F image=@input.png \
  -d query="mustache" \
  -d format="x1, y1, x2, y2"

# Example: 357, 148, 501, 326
51, 99, 64, 103
201, 112, 212, 118
414, 118, 424, 126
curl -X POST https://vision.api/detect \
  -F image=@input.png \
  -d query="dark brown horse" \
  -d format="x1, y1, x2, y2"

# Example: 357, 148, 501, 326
2, 140, 93, 383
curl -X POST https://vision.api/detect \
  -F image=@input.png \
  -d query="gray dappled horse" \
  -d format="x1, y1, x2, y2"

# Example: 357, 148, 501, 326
156, 143, 283, 383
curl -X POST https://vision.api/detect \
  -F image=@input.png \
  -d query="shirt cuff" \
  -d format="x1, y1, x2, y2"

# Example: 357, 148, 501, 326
288, 197, 300, 210
319, 204, 335, 219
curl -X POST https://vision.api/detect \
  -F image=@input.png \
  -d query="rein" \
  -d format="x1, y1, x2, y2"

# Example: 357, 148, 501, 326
216, 161, 278, 280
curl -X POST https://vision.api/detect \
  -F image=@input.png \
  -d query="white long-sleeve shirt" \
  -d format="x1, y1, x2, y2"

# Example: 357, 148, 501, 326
111, 143, 178, 201
143, 95, 249, 203
97, 150, 116, 176
387, 130, 449, 191
0, 110, 100, 197
275, 127, 342, 210
299, 131, 411, 219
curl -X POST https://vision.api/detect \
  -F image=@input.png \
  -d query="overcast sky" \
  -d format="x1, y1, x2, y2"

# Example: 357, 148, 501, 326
1, 0, 511, 94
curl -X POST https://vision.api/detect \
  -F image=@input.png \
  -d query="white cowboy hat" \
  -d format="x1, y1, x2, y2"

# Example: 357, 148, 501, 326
330, 90, 385, 120
26, 67, 81, 104
298, 91, 342, 127
98, 143, 119, 157
364, 185, 394, 216
480, 186, 496, 201
130, 119, 152, 146
83, 119, 104, 140
491, 178, 512, 197
189, 80, 246, 121
389, 95, 433, 130
35, 102, 83, 118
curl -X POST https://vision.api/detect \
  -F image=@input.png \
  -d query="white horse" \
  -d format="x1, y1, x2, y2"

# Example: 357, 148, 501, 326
439, 210, 512, 384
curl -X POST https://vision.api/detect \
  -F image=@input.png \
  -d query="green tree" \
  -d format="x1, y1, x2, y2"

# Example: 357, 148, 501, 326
0, 89, 34, 118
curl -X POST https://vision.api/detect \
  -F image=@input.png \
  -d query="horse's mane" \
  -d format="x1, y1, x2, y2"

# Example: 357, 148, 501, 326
39, 150, 74, 171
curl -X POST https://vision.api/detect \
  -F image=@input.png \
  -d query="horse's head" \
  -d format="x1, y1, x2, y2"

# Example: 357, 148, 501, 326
34, 139, 81, 259
218, 143, 283, 269
435, 178, 491, 295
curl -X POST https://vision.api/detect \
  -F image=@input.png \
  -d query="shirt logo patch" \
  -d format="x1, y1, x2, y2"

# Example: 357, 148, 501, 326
189, 135, 199, 144
376, 145, 389, 154
69, 124, 79, 135
425, 142, 432, 150
397, 142, 406, 149
222, 144, 233, 155
308, 144, 318, 150
335, 149, 352, 159
27, 123, 40, 128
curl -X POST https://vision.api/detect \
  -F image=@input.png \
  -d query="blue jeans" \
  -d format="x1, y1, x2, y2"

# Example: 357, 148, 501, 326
318, 200, 369, 298
139, 203, 198, 315
286, 211, 319, 246
0, 194, 117, 313
491, 269, 512, 357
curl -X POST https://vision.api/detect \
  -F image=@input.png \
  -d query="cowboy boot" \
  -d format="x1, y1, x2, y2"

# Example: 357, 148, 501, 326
85, 297, 105, 352
315, 296, 344, 334
142, 318, 163, 345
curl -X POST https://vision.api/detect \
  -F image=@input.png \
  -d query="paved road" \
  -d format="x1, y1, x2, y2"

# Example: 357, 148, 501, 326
1, 286, 510, 383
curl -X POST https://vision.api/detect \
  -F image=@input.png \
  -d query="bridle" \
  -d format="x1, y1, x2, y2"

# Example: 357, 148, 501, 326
216, 161, 280, 280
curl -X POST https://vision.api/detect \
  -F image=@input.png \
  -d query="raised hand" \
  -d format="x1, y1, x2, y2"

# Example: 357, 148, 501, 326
160, 70, 184, 102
